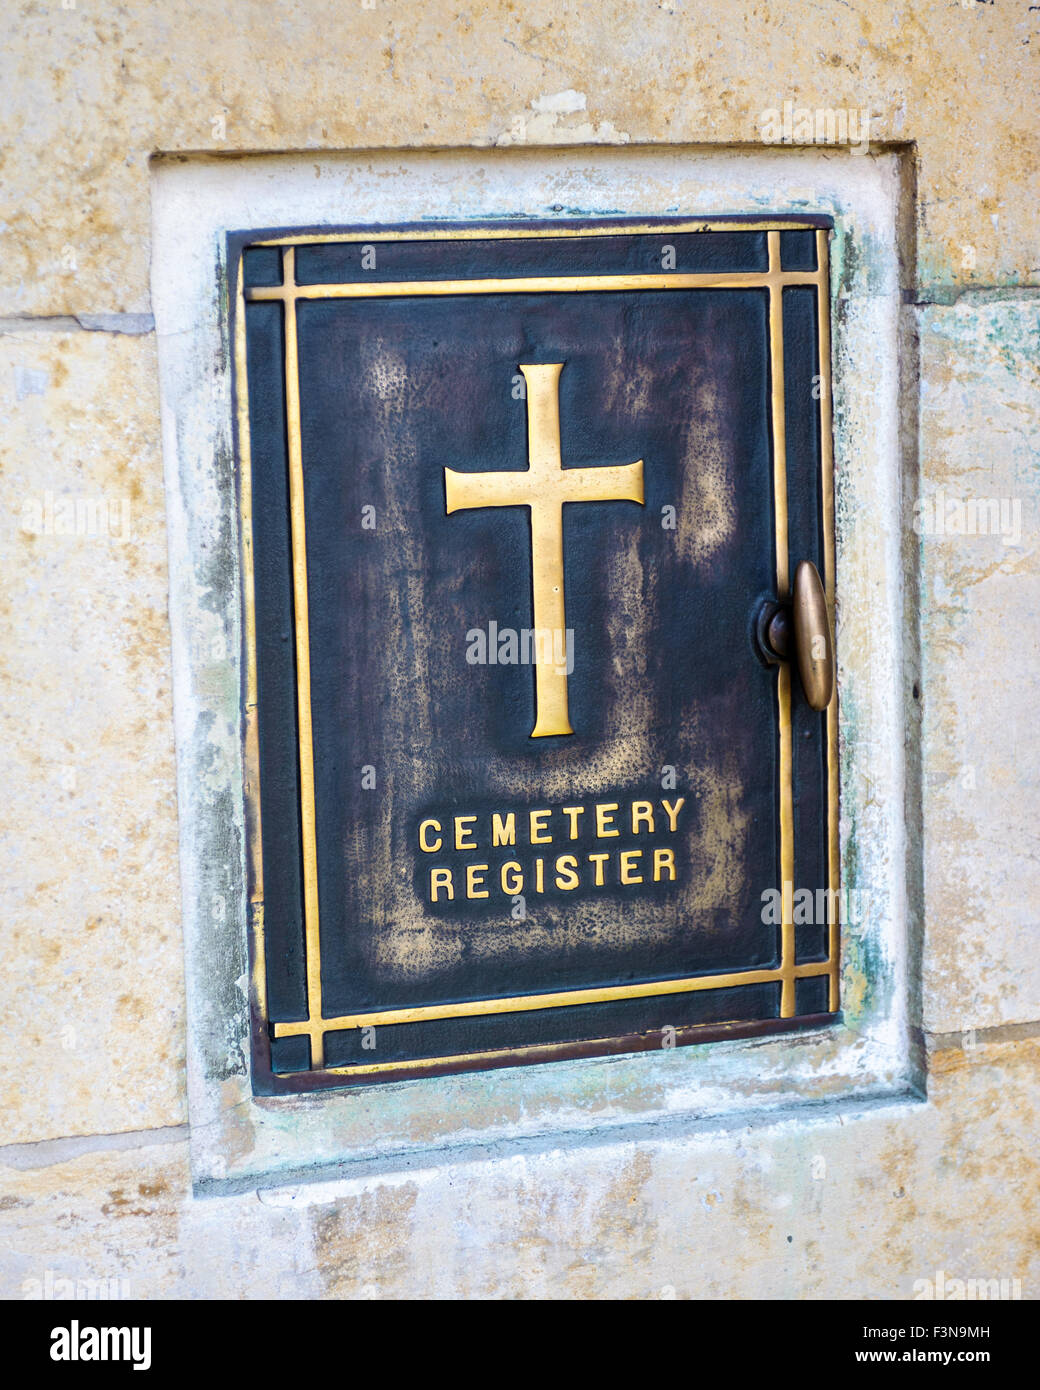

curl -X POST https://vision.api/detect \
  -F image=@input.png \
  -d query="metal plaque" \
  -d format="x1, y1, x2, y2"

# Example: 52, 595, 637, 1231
230, 216, 840, 1093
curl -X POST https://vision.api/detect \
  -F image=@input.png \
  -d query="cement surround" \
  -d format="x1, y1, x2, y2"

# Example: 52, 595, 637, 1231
151, 147, 915, 1193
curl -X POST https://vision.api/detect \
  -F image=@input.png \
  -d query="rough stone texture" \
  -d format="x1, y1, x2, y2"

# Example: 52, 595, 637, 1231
0, 327, 185, 1145
1, 1036, 1035, 1299
0, 0, 1037, 1298
918, 297, 1040, 1033
0, 2, 1036, 316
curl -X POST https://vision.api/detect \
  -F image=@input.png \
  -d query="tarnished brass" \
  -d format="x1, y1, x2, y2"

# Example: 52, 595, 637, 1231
792, 560, 835, 710
445, 363, 644, 739
754, 598, 790, 665
767, 607, 792, 660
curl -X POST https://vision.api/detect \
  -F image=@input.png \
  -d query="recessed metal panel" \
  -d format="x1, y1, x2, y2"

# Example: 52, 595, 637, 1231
230, 217, 840, 1092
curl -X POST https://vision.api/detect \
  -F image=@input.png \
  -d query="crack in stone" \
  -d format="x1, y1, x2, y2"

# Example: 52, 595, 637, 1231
0, 313, 155, 335
0, 1124, 189, 1171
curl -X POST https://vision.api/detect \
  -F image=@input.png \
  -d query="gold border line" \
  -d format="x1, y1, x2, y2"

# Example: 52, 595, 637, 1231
247, 269, 822, 302
817, 228, 841, 1013
238, 220, 837, 1074
273, 961, 834, 1039
235, 256, 269, 1037
318, 996, 828, 1079
281, 246, 326, 1069
767, 230, 796, 1019
253, 219, 828, 248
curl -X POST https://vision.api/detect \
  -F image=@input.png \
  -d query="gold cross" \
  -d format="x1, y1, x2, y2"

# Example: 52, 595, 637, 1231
445, 363, 644, 738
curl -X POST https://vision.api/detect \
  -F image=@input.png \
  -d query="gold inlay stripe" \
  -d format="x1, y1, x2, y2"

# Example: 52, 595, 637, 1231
235, 255, 269, 1028
767, 230, 796, 1019
247, 269, 823, 302
273, 960, 834, 1041
281, 247, 325, 1069
254, 218, 828, 249
816, 228, 841, 1013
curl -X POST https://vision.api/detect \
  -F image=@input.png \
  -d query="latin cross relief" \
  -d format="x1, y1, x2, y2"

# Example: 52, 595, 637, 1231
444, 362, 645, 737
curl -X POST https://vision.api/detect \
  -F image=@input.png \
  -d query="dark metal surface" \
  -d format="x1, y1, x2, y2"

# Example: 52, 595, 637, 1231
230, 218, 838, 1093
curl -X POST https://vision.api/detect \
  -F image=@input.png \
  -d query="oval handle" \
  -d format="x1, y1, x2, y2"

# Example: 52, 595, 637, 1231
792, 560, 834, 710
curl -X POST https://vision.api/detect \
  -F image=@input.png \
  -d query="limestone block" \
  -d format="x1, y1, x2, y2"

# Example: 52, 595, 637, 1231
0, 1038, 1035, 1298
918, 296, 1040, 1033
0, 2, 1036, 316
0, 326, 185, 1144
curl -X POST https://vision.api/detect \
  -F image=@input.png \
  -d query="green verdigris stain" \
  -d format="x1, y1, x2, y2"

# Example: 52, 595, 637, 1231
835, 681, 893, 1026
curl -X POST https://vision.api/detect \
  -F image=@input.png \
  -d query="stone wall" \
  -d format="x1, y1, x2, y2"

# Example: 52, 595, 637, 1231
1, 0, 1036, 1298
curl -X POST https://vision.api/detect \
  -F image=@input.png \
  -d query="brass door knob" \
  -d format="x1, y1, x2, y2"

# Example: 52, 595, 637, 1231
792, 560, 834, 710
756, 562, 835, 710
